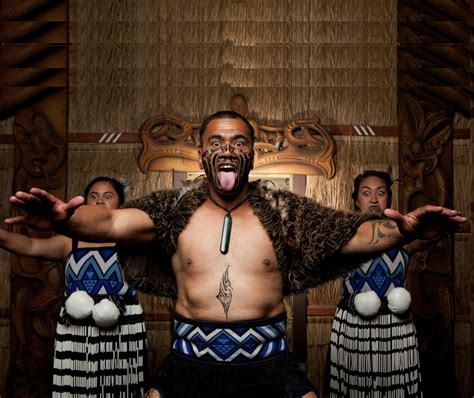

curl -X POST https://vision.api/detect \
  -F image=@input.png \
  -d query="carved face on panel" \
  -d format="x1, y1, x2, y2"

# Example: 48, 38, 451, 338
198, 118, 254, 198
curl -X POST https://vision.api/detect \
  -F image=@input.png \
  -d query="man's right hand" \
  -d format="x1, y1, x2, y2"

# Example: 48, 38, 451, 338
5, 188, 85, 231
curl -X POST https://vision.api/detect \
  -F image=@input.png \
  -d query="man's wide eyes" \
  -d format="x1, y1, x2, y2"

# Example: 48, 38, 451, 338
209, 140, 246, 148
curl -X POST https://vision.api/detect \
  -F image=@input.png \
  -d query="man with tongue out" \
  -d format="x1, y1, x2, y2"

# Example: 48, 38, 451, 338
6, 111, 467, 398
199, 113, 254, 200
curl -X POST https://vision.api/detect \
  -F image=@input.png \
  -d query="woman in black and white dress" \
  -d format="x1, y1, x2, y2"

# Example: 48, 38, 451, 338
327, 170, 423, 398
0, 177, 147, 397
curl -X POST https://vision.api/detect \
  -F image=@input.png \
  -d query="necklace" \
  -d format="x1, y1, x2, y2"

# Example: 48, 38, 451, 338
208, 194, 248, 254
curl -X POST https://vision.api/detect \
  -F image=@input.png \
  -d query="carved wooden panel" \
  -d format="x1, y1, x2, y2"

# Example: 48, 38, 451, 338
8, 110, 67, 397
398, 1, 471, 396
2, 1, 69, 396
138, 95, 336, 178
399, 94, 455, 396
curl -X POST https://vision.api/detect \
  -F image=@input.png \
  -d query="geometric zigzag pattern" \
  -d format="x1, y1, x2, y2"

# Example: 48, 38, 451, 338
172, 314, 288, 363
64, 247, 135, 297
342, 247, 409, 298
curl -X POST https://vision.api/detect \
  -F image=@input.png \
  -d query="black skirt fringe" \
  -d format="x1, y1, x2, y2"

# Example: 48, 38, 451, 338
154, 351, 316, 398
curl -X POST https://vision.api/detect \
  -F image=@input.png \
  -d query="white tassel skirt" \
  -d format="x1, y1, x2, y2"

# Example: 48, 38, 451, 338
52, 300, 147, 397
328, 306, 422, 398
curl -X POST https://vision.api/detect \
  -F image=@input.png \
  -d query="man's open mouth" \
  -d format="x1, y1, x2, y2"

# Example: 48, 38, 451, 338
218, 163, 236, 172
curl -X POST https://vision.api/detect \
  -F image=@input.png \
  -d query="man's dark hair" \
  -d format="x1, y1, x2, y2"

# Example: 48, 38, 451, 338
83, 176, 125, 205
352, 170, 393, 210
199, 110, 255, 146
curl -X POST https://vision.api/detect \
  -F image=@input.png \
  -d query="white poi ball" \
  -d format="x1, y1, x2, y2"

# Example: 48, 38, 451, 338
387, 287, 411, 315
92, 298, 120, 327
65, 290, 94, 320
354, 291, 381, 317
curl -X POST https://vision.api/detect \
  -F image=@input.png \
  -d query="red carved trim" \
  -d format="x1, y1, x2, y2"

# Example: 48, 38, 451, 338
0, 128, 469, 146
68, 132, 140, 143
307, 305, 336, 316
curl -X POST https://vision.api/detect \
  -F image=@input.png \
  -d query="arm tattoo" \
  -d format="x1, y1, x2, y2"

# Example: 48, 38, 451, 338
368, 220, 397, 244
216, 264, 232, 320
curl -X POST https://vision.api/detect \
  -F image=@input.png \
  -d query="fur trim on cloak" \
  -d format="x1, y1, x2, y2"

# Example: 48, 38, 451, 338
117, 179, 378, 298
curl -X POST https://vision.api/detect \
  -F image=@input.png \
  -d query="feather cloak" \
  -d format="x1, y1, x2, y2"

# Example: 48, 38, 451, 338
118, 179, 378, 298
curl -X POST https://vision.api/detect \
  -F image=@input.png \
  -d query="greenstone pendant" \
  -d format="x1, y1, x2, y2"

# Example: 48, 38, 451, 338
220, 212, 232, 254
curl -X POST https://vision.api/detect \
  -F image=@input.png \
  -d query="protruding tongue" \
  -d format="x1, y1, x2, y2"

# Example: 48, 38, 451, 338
218, 171, 237, 192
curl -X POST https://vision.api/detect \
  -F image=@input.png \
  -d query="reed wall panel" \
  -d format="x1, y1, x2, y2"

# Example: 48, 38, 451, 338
144, 320, 172, 381
69, 0, 397, 130
307, 316, 333, 392
0, 118, 14, 135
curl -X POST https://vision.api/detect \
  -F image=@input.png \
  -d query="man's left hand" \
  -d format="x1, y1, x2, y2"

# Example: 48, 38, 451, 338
384, 205, 468, 241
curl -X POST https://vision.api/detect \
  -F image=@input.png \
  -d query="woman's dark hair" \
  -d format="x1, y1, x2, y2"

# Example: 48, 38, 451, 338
352, 170, 393, 210
83, 176, 125, 205
199, 110, 255, 146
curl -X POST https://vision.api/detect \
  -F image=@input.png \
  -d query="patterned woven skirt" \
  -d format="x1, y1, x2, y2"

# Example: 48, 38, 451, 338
154, 312, 316, 397
327, 306, 422, 398
52, 299, 147, 397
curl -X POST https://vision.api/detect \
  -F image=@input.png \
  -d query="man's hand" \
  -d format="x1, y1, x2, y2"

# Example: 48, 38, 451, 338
144, 389, 161, 398
384, 205, 468, 241
5, 188, 85, 231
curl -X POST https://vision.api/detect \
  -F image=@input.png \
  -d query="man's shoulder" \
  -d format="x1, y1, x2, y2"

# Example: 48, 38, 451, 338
249, 179, 297, 200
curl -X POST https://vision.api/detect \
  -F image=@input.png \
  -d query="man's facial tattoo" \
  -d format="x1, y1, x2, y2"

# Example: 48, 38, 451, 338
201, 144, 253, 196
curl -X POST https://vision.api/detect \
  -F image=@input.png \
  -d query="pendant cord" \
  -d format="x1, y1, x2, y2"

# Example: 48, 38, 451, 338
208, 194, 248, 214
209, 194, 248, 255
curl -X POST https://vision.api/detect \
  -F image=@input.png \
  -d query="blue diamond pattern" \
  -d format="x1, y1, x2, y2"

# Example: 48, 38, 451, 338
209, 332, 240, 359
173, 317, 287, 362
241, 334, 261, 352
65, 247, 133, 296
190, 334, 207, 351
344, 248, 408, 297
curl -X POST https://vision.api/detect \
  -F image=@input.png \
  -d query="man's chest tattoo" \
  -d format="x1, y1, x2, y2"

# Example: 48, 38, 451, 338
216, 264, 232, 320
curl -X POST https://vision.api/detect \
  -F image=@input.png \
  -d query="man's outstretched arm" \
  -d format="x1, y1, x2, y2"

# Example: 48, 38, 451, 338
6, 188, 156, 244
0, 229, 70, 261
340, 205, 467, 255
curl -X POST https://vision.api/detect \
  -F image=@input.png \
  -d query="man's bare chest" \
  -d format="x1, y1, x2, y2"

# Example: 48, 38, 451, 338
174, 202, 278, 274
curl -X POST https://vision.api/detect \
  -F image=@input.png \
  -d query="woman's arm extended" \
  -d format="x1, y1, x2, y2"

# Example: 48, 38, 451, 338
0, 229, 70, 261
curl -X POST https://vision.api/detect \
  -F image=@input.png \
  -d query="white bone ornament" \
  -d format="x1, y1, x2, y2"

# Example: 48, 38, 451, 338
354, 291, 381, 317
92, 298, 120, 327
387, 287, 411, 314
65, 290, 94, 320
